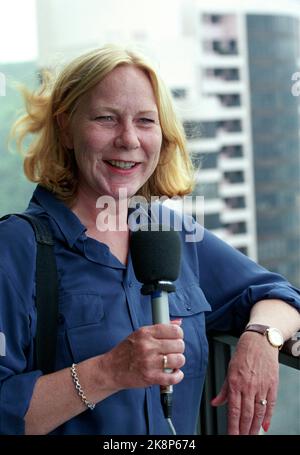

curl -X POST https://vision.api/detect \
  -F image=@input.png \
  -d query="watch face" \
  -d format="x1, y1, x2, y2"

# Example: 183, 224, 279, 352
267, 328, 283, 347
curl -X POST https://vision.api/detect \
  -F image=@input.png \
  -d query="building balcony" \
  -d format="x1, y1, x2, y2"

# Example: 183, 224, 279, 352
219, 232, 252, 249
218, 157, 248, 172
204, 198, 224, 214
201, 80, 243, 94
201, 55, 243, 68
201, 23, 238, 42
219, 182, 248, 198
188, 139, 219, 153
208, 106, 245, 121
217, 131, 247, 145
220, 208, 250, 224
196, 169, 221, 183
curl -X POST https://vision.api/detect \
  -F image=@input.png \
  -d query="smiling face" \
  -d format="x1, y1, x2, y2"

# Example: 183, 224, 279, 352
63, 65, 163, 202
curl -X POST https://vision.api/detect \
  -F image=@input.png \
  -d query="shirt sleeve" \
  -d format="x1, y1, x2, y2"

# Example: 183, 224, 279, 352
0, 268, 42, 434
0, 216, 43, 435
196, 229, 300, 333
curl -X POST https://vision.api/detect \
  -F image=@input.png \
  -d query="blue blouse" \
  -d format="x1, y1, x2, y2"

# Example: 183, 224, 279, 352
0, 185, 299, 435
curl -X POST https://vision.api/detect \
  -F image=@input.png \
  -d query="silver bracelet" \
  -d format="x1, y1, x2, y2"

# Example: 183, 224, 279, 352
70, 363, 96, 410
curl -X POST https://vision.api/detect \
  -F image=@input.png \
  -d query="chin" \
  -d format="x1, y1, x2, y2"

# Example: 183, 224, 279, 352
111, 185, 141, 200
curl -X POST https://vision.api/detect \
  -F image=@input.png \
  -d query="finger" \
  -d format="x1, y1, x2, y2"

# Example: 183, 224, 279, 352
157, 353, 185, 371
149, 323, 184, 339
158, 338, 185, 355
211, 379, 228, 407
153, 323, 183, 339
249, 395, 268, 435
261, 386, 278, 433
227, 392, 242, 435
170, 319, 182, 326
157, 368, 184, 387
239, 393, 256, 435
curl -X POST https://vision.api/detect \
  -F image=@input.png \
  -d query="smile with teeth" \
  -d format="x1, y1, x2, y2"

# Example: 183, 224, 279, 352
106, 160, 137, 169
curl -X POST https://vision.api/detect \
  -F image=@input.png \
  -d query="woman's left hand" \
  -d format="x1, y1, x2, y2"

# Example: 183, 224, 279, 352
211, 331, 279, 435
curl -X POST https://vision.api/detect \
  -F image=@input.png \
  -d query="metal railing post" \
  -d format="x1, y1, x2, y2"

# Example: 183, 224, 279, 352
200, 337, 231, 434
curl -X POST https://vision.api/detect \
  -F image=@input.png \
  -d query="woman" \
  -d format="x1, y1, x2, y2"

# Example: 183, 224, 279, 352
0, 44, 299, 435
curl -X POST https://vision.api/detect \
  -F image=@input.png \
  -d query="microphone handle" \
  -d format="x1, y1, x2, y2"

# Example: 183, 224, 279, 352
151, 290, 173, 389
151, 289, 170, 324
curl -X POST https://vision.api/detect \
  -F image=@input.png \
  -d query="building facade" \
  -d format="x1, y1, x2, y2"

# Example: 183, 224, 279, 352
247, 13, 300, 285
174, 0, 300, 286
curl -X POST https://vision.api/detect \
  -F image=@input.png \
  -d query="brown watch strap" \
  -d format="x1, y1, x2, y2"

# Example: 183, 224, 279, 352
244, 324, 269, 335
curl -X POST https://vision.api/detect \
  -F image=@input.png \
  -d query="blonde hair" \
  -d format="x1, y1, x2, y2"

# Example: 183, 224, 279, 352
11, 44, 195, 202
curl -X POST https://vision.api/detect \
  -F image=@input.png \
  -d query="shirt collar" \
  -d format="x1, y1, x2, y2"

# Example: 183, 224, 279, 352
28, 185, 86, 248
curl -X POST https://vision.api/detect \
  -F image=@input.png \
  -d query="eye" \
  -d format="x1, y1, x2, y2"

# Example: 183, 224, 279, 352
95, 115, 115, 122
139, 118, 155, 124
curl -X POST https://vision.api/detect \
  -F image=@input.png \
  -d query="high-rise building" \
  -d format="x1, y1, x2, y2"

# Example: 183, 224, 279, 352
247, 13, 300, 285
173, 0, 300, 286
176, 7, 258, 260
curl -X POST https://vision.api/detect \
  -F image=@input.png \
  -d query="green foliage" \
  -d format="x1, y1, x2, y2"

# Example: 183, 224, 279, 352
0, 61, 37, 215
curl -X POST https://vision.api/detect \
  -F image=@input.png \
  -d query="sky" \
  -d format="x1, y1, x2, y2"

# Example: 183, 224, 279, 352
0, 0, 183, 64
0, 0, 38, 63
2, 0, 298, 65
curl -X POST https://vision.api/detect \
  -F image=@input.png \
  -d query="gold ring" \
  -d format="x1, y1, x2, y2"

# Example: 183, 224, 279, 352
163, 355, 168, 370
259, 399, 267, 406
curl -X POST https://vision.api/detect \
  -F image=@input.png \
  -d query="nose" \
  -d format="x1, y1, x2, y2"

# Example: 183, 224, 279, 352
114, 122, 140, 151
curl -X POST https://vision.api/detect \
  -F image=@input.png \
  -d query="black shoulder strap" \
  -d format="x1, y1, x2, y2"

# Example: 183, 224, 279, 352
1, 213, 58, 374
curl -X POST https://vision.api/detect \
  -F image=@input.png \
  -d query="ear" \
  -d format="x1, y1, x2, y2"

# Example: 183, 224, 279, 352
57, 112, 74, 149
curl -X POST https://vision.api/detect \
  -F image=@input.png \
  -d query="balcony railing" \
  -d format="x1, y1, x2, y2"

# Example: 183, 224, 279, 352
199, 332, 300, 435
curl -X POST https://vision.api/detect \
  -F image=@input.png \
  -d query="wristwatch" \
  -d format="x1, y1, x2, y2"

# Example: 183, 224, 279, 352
244, 324, 284, 349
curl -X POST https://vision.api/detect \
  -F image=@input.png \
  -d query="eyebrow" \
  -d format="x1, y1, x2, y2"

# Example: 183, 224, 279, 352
95, 106, 158, 115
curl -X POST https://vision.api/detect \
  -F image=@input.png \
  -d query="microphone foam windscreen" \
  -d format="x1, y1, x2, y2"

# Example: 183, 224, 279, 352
130, 225, 181, 284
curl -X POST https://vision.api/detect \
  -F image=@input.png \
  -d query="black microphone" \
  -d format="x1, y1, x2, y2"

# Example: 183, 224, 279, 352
130, 225, 181, 421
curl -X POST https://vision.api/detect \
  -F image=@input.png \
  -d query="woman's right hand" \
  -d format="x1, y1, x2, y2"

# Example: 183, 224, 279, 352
24, 320, 185, 434
101, 320, 185, 391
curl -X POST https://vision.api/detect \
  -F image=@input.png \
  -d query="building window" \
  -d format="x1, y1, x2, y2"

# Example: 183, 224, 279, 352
171, 88, 187, 99
218, 119, 242, 133
194, 182, 219, 199
212, 40, 238, 55
212, 68, 240, 81
183, 121, 216, 139
237, 246, 248, 256
191, 152, 218, 170
220, 145, 243, 158
224, 196, 246, 209
224, 170, 244, 184
202, 14, 222, 24
217, 94, 241, 107
204, 213, 221, 230
224, 221, 247, 234
211, 14, 223, 23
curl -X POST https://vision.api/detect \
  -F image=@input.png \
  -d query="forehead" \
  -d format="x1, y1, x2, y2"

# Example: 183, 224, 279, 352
82, 65, 158, 110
